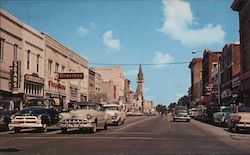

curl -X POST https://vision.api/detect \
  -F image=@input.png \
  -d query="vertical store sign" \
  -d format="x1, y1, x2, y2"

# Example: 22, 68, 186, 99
12, 61, 21, 93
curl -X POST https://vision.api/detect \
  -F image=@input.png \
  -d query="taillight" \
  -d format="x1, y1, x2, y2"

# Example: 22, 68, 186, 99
238, 116, 241, 120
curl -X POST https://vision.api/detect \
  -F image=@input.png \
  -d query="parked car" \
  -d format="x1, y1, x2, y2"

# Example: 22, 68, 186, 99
213, 106, 233, 126
103, 104, 126, 125
9, 106, 59, 133
146, 110, 157, 116
189, 108, 198, 118
58, 102, 111, 133
172, 106, 190, 122
0, 99, 23, 130
126, 111, 135, 116
227, 106, 250, 132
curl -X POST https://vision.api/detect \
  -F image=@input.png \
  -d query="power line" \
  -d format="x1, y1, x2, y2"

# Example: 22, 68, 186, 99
89, 62, 190, 66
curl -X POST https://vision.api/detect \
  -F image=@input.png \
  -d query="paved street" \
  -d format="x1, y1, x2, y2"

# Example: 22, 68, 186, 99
1, 115, 250, 154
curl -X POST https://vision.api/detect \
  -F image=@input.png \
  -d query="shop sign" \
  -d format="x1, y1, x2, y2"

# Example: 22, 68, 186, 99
58, 73, 84, 79
25, 73, 44, 85
11, 61, 21, 89
48, 80, 66, 90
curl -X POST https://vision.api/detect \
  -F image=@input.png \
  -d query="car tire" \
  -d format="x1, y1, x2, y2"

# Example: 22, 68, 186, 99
61, 128, 67, 134
91, 123, 97, 133
39, 124, 47, 133
173, 119, 175, 122
234, 126, 239, 133
104, 122, 108, 130
14, 127, 21, 133
186, 119, 190, 122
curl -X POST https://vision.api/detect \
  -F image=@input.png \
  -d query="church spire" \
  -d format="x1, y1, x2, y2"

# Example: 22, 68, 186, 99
137, 64, 144, 81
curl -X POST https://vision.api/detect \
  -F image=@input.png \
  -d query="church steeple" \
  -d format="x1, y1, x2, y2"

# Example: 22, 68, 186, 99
137, 64, 144, 82
136, 64, 144, 95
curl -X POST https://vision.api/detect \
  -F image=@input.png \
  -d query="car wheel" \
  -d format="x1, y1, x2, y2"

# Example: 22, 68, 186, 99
61, 128, 67, 134
122, 119, 125, 125
173, 119, 175, 122
14, 127, 21, 133
234, 126, 239, 133
91, 123, 97, 133
104, 122, 108, 130
186, 119, 190, 122
39, 124, 47, 133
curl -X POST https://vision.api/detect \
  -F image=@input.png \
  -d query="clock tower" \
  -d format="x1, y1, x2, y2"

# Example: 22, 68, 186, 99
136, 64, 144, 96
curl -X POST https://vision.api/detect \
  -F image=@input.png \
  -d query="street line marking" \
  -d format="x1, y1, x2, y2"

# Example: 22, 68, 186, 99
113, 117, 153, 132
104, 132, 161, 135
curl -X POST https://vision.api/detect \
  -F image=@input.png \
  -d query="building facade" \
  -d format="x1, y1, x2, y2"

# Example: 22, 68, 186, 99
202, 49, 222, 104
220, 44, 241, 105
232, 0, 250, 105
88, 68, 101, 102
93, 66, 125, 103
43, 33, 89, 109
188, 58, 202, 105
0, 9, 45, 101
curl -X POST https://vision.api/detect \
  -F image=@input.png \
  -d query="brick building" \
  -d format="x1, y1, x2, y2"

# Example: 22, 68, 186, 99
232, 0, 250, 105
188, 58, 202, 105
220, 44, 241, 105
202, 49, 222, 104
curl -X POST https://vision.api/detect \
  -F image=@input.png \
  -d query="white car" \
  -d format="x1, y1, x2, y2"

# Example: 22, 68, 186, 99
58, 102, 112, 133
103, 104, 126, 125
213, 106, 233, 126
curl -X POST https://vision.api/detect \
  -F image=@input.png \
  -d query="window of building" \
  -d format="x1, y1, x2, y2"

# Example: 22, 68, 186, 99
55, 63, 59, 73
61, 66, 65, 72
48, 60, 53, 76
13, 44, 18, 60
27, 50, 30, 70
37, 54, 40, 72
0, 38, 5, 60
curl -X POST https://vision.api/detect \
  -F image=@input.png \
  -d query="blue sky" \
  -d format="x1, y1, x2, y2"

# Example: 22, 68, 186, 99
1, 0, 239, 105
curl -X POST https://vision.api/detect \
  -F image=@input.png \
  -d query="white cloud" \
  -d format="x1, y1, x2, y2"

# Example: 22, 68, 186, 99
125, 69, 138, 76
76, 26, 88, 36
158, 0, 225, 47
152, 52, 174, 68
103, 31, 121, 51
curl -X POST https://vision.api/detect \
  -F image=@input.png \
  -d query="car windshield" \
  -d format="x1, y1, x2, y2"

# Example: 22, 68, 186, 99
27, 99, 50, 107
20, 107, 46, 115
104, 106, 118, 111
0, 101, 10, 110
222, 107, 233, 112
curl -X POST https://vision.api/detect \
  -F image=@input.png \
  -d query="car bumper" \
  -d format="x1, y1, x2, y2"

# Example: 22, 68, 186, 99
236, 123, 250, 128
58, 122, 95, 129
9, 123, 43, 129
173, 116, 190, 120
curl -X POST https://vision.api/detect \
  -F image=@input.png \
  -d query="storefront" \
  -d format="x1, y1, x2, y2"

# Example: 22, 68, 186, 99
24, 73, 44, 98
46, 80, 66, 111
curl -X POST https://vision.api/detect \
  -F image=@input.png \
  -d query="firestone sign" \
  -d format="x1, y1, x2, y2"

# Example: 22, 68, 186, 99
58, 73, 84, 79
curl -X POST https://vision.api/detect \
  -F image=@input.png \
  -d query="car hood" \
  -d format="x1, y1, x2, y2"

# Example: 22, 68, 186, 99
61, 109, 99, 119
0, 110, 16, 118
235, 112, 250, 123
105, 110, 120, 116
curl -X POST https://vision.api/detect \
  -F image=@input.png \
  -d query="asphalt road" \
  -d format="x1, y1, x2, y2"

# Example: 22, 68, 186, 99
1, 115, 250, 155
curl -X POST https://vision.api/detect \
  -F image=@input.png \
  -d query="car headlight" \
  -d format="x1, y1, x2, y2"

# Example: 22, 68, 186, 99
59, 114, 63, 119
87, 114, 92, 120
10, 115, 15, 120
38, 114, 42, 120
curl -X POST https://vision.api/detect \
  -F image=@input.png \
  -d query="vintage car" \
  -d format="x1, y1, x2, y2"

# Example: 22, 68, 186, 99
227, 106, 250, 132
9, 106, 59, 133
58, 102, 111, 133
103, 104, 126, 125
189, 108, 198, 118
0, 99, 23, 130
172, 106, 190, 122
213, 106, 233, 126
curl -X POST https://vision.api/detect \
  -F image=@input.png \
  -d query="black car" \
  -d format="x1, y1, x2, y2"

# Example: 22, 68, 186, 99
0, 99, 23, 130
9, 106, 59, 133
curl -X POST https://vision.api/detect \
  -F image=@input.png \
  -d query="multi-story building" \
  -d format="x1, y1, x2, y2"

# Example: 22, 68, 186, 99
43, 33, 89, 109
202, 49, 222, 104
188, 58, 202, 106
0, 9, 45, 101
232, 0, 250, 105
220, 44, 241, 105
88, 68, 101, 102
93, 66, 125, 103
144, 100, 153, 112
